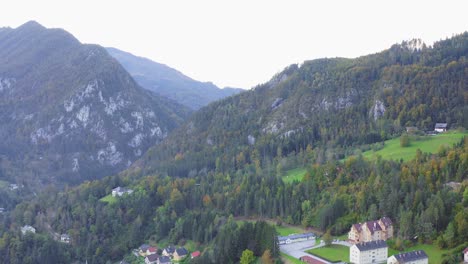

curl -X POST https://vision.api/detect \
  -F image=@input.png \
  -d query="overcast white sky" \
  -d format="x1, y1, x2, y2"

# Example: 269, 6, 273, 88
1, 0, 467, 89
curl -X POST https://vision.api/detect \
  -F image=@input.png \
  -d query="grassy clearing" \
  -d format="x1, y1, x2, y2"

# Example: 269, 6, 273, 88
0, 180, 9, 189
276, 225, 307, 236
99, 194, 117, 204
280, 252, 304, 264
283, 168, 307, 183
307, 244, 349, 262
362, 131, 466, 161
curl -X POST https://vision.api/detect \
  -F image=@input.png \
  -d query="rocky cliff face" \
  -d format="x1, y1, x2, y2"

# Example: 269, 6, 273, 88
0, 21, 190, 186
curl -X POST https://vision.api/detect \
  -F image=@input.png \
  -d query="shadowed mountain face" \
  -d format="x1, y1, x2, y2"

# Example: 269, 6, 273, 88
0, 21, 190, 187
106, 47, 243, 110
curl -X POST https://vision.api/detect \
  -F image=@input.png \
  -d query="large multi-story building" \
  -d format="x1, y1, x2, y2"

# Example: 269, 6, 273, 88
350, 240, 388, 264
348, 217, 393, 244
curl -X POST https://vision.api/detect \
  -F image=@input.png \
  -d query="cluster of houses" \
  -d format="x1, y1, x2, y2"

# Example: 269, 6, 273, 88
133, 244, 199, 264
278, 232, 316, 245
348, 217, 394, 244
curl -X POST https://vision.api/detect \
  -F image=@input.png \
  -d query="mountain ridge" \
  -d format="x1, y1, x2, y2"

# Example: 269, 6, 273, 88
106, 47, 244, 110
0, 21, 191, 187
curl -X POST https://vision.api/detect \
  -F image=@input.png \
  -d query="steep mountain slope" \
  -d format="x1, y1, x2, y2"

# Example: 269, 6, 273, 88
106, 47, 243, 110
0, 21, 190, 186
137, 34, 468, 177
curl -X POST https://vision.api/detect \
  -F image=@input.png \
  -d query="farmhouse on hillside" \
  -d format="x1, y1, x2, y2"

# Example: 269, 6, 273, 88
348, 217, 393, 244
434, 123, 447, 132
112, 186, 134, 197
144, 253, 158, 264
387, 250, 428, 264
21, 225, 36, 235
173, 247, 188, 261
350, 240, 388, 264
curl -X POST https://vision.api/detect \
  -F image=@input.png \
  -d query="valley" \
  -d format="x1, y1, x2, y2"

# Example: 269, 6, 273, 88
0, 21, 466, 264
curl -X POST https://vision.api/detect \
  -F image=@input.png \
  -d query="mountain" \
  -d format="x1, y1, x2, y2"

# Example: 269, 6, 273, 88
106, 47, 243, 110
0, 21, 190, 187
137, 33, 468, 177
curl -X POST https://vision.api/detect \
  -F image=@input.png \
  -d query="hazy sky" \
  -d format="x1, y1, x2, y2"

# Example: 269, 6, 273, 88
1, 0, 467, 89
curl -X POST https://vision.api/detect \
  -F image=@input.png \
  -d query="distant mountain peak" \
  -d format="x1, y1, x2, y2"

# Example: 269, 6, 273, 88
106, 47, 244, 110
18, 20, 46, 30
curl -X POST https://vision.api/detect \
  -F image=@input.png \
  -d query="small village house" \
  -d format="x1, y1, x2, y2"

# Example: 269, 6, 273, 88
146, 246, 157, 256
348, 217, 393, 244
387, 250, 428, 264
434, 123, 447, 132
173, 247, 188, 261
157, 256, 171, 264
144, 253, 158, 264
191, 251, 201, 259
350, 240, 388, 264
162, 245, 176, 256
21, 225, 36, 235
464, 247, 468, 263
60, 234, 71, 243
139, 244, 150, 256
112, 186, 134, 197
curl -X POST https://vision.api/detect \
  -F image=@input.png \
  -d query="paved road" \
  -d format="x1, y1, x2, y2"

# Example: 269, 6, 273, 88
280, 240, 331, 263
280, 240, 351, 264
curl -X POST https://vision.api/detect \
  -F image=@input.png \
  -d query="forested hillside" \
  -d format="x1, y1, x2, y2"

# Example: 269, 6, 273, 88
138, 34, 468, 178
0, 135, 465, 263
0, 32, 466, 264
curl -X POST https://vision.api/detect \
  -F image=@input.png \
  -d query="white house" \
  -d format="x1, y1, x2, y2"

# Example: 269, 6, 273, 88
60, 234, 71, 243
350, 240, 387, 264
387, 250, 428, 264
112, 186, 134, 197
278, 232, 316, 245
434, 123, 447, 132
21, 225, 36, 235
463, 247, 468, 263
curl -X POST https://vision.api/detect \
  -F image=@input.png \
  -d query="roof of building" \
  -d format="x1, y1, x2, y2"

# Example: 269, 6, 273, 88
147, 247, 157, 253
191, 251, 201, 257
176, 247, 188, 256
352, 223, 362, 232
435, 123, 447, 128
300, 256, 327, 264
354, 240, 387, 251
464, 247, 468, 254
393, 250, 428, 262
145, 253, 159, 262
365, 220, 383, 234
380, 216, 393, 227
164, 245, 176, 253
139, 244, 150, 251
158, 256, 171, 263
278, 232, 316, 241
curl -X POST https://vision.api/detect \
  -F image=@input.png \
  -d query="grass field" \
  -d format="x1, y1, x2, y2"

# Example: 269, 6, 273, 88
99, 194, 117, 204
276, 225, 308, 236
283, 168, 307, 183
280, 252, 304, 264
307, 244, 349, 262
362, 131, 466, 161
